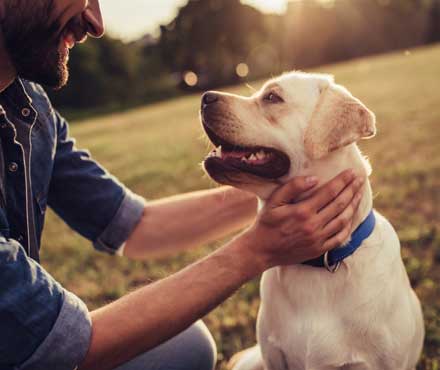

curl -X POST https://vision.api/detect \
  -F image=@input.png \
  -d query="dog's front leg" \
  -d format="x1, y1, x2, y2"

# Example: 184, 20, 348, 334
229, 345, 265, 370
265, 348, 289, 370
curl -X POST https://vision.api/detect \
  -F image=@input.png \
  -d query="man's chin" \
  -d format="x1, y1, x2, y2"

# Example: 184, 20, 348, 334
50, 68, 69, 90
19, 60, 69, 89
13, 44, 69, 89
39, 55, 69, 89
21, 71, 68, 90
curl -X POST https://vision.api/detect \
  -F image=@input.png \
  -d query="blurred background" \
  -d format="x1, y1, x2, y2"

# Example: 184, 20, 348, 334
41, 1, 440, 369
49, 0, 440, 117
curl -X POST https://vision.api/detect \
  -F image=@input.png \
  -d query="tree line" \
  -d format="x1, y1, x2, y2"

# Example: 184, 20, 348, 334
48, 0, 440, 112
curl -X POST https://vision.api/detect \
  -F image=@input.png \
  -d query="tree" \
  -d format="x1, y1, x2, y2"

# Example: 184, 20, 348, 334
49, 36, 141, 109
159, 0, 270, 88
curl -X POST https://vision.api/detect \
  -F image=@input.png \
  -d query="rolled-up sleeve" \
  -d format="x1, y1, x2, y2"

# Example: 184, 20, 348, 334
48, 111, 145, 254
0, 238, 92, 370
93, 190, 146, 254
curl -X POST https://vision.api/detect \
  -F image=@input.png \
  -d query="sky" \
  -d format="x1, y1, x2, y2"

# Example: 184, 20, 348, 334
100, 0, 289, 41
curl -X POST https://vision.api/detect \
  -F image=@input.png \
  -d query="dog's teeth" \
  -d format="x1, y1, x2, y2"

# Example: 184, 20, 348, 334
256, 151, 265, 160
241, 157, 247, 162
249, 154, 257, 161
217, 146, 222, 157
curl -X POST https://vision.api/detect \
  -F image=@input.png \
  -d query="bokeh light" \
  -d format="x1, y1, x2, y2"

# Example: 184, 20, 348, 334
236, 63, 250, 78
183, 71, 198, 87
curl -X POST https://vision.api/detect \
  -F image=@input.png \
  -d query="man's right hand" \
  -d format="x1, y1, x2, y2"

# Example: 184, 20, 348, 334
79, 170, 365, 370
239, 170, 365, 274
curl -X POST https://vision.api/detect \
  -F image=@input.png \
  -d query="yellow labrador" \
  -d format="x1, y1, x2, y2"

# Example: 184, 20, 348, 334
200, 72, 424, 370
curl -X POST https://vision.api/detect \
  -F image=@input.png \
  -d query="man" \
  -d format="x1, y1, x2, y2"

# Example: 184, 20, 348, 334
0, 1, 364, 370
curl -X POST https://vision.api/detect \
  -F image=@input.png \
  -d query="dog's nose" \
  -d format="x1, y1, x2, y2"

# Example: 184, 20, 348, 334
202, 92, 218, 106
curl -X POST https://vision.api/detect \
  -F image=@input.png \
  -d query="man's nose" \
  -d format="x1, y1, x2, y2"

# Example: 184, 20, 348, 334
83, 0, 105, 38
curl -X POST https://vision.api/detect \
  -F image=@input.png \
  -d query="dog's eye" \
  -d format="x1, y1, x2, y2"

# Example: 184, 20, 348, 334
263, 92, 284, 104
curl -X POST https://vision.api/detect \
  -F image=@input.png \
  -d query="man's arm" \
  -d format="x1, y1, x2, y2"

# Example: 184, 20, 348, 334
79, 171, 364, 370
0, 238, 91, 370
48, 109, 256, 259
124, 186, 258, 259
47, 110, 146, 255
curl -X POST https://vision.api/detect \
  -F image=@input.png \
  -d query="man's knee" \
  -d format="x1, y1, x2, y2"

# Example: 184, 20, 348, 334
186, 321, 217, 370
114, 320, 217, 370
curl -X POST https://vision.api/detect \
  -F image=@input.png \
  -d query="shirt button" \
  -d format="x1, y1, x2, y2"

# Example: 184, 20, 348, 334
0, 122, 7, 129
21, 107, 31, 117
8, 162, 18, 172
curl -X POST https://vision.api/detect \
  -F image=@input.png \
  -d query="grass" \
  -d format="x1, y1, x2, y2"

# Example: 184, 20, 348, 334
41, 44, 440, 369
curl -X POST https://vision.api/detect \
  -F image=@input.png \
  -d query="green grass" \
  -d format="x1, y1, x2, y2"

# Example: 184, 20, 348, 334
41, 44, 440, 369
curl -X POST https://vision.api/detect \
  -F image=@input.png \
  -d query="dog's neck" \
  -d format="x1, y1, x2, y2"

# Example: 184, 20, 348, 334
300, 143, 373, 235
257, 144, 373, 245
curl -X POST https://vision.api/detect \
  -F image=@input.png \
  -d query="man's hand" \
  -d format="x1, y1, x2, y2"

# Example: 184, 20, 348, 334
79, 170, 364, 370
241, 170, 364, 272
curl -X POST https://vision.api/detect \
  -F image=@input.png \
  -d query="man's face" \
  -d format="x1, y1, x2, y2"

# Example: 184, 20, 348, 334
1, 0, 104, 89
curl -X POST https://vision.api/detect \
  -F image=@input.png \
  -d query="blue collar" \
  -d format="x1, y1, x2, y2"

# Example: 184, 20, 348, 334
303, 210, 376, 271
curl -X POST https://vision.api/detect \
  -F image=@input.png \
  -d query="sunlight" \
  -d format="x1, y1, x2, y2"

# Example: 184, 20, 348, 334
242, 0, 288, 14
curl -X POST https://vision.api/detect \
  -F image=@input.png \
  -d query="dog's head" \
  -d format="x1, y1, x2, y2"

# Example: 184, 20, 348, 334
200, 72, 376, 197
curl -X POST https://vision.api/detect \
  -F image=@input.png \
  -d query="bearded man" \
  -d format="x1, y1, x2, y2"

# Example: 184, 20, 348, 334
0, 1, 364, 370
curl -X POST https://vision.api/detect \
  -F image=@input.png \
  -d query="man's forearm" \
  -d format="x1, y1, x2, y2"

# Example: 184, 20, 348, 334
124, 187, 257, 259
79, 234, 260, 370
79, 172, 362, 370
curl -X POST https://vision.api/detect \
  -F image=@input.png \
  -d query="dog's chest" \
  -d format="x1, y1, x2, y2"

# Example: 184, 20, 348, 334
259, 307, 371, 370
256, 220, 417, 370
257, 278, 372, 370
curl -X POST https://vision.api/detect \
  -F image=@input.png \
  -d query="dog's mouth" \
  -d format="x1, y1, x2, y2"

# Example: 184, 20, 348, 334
203, 125, 291, 180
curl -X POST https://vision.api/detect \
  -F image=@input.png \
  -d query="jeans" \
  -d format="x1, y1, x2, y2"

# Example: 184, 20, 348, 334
115, 321, 217, 370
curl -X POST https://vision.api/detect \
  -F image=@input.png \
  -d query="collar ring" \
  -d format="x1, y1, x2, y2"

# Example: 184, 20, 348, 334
324, 251, 341, 273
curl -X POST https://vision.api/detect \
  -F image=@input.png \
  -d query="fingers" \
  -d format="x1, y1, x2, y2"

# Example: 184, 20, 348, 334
321, 190, 362, 239
321, 220, 353, 252
268, 176, 318, 207
318, 177, 365, 227
307, 170, 357, 211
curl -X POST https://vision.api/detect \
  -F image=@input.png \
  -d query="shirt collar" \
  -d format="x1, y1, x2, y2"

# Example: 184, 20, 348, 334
0, 78, 34, 118
1, 78, 33, 104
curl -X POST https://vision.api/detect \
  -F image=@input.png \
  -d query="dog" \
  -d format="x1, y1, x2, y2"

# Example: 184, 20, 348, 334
200, 72, 424, 370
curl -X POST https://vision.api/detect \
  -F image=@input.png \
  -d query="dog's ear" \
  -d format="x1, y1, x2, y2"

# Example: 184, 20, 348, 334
304, 84, 376, 160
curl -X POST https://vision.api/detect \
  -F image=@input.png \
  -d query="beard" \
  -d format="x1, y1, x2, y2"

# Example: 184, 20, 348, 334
2, 0, 72, 89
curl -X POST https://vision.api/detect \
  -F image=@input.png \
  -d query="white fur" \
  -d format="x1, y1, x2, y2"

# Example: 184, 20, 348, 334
255, 212, 424, 370
202, 72, 424, 370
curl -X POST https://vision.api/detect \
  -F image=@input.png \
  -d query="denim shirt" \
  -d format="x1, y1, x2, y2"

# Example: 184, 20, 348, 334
0, 79, 146, 370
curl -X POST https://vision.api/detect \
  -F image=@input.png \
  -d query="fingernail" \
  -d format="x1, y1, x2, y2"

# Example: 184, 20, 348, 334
306, 176, 318, 185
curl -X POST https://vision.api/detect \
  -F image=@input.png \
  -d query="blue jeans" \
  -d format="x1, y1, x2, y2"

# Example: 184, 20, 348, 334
115, 321, 217, 370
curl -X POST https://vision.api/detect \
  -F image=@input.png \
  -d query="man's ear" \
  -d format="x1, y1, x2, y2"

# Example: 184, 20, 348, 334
304, 84, 376, 160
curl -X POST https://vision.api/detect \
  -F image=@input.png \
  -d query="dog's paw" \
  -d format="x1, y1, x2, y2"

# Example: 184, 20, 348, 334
227, 346, 264, 370
227, 351, 244, 369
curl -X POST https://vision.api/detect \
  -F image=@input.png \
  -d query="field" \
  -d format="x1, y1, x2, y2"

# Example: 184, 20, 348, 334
42, 44, 440, 368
